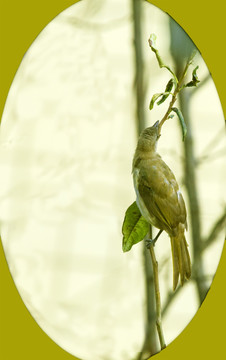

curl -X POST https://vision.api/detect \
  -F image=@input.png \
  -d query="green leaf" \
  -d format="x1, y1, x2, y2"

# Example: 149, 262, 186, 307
149, 93, 163, 110
192, 66, 200, 82
122, 201, 149, 252
148, 34, 177, 80
184, 65, 200, 87
171, 107, 187, 141
184, 81, 194, 88
157, 78, 174, 105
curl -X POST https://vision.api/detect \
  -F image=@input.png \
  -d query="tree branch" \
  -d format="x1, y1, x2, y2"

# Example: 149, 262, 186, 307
148, 46, 197, 135
162, 285, 183, 317
149, 244, 166, 350
132, 1, 159, 357
201, 211, 226, 251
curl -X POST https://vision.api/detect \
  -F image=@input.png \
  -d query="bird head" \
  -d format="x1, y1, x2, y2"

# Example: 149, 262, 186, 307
137, 121, 161, 152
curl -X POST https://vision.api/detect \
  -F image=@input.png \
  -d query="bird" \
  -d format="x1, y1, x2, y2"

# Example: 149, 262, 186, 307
132, 120, 191, 290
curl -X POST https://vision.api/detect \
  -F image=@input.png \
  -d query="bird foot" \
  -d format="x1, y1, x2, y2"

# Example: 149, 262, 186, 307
145, 238, 156, 249
145, 230, 163, 249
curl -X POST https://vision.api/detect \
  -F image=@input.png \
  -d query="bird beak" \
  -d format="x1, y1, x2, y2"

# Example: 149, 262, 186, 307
153, 120, 159, 128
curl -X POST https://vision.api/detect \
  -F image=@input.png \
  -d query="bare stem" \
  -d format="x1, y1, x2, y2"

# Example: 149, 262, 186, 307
201, 210, 226, 251
149, 244, 166, 350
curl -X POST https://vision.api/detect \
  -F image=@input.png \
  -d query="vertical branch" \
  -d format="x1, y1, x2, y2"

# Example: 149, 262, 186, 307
139, 228, 160, 358
179, 90, 209, 301
132, 0, 146, 135
149, 244, 166, 350
169, 19, 209, 302
131, 0, 160, 357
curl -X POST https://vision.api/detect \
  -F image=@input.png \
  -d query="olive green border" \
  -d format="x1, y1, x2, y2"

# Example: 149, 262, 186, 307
0, 1, 225, 359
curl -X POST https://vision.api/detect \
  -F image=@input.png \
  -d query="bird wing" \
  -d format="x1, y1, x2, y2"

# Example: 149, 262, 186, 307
137, 157, 186, 231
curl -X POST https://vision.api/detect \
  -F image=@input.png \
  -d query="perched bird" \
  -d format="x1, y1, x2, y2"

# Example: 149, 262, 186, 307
132, 121, 191, 290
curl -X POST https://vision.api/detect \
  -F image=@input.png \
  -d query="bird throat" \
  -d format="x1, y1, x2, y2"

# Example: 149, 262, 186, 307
133, 167, 160, 228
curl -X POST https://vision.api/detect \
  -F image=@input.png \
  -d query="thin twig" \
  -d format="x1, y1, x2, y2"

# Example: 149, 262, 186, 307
196, 148, 226, 165
198, 128, 225, 159
158, 53, 195, 134
162, 286, 183, 317
149, 244, 166, 350
201, 211, 226, 251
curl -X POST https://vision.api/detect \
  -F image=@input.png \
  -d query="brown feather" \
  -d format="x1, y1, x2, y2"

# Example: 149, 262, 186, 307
132, 123, 191, 290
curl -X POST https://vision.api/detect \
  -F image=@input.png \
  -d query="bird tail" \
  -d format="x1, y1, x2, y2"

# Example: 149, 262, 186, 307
170, 226, 191, 291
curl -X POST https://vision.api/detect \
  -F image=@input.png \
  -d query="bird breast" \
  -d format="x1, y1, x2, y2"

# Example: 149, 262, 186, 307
133, 167, 160, 227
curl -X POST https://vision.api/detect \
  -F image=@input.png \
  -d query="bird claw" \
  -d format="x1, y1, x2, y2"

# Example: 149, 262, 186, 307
145, 239, 156, 249
145, 230, 163, 249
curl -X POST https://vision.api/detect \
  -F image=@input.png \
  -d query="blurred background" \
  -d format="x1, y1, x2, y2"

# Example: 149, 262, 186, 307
0, 0, 225, 359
